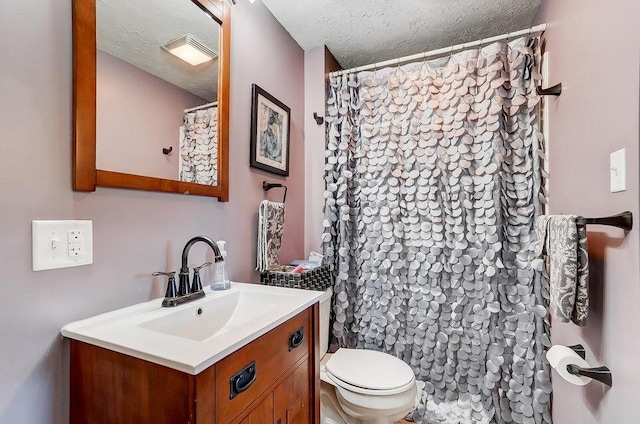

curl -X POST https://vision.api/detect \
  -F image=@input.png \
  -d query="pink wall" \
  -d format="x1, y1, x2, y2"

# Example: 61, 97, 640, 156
304, 47, 341, 257
97, 50, 206, 180
229, 0, 305, 267
535, 1, 640, 422
303, 46, 326, 256
0, 0, 304, 422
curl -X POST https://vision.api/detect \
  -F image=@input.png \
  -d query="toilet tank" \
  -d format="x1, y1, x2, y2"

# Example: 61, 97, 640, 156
319, 288, 333, 357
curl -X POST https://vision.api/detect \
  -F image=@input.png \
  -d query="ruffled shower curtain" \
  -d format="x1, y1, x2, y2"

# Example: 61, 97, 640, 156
322, 37, 552, 424
180, 106, 218, 185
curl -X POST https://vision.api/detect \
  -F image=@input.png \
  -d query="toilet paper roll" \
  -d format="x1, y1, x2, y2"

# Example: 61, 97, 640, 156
546, 345, 591, 386
546, 345, 579, 369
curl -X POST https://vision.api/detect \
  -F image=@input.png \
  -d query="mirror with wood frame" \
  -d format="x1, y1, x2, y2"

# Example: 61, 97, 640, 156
72, 0, 229, 201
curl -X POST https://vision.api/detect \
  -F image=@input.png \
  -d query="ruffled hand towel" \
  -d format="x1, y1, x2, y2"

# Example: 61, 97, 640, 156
256, 200, 285, 272
533, 215, 589, 326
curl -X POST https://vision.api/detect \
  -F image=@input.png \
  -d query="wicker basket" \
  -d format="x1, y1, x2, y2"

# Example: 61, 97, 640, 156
260, 265, 332, 291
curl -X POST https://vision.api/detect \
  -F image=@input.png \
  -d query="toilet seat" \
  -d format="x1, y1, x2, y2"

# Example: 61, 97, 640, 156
325, 369, 416, 396
324, 348, 416, 395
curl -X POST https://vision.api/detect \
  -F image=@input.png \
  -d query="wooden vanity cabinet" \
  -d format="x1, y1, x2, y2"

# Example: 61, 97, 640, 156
240, 396, 273, 423
69, 305, 320, 424
238, 358, 310, 424
273, 358, 311, 424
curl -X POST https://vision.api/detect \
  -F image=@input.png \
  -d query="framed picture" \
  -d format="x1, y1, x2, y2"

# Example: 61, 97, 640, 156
250, 84, 291, 176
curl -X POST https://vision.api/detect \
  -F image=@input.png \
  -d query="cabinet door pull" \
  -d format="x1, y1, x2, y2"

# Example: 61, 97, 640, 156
288, 327, 305, 351
229, 361, 257, 399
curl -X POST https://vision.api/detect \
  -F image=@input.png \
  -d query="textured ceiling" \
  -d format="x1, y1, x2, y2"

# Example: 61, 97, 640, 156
260, 0, 542, 69
97, 0, 220, 102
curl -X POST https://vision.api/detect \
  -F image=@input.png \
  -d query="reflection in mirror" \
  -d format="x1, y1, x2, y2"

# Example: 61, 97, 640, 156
96, 0, 220, 185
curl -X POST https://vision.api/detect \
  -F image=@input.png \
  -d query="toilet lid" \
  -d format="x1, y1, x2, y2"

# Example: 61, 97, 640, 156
325, 348, 415, 392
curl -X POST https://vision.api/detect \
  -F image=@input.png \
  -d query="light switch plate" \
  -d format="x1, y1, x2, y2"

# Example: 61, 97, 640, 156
32, 220, 93, 271
610, 148, 626, 193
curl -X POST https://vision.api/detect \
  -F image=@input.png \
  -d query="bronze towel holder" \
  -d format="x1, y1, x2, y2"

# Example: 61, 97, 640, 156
576, 211, 632, 231
263, 181, 287, 203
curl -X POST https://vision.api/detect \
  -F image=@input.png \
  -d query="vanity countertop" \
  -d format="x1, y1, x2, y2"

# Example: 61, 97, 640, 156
61, 282, 324, 374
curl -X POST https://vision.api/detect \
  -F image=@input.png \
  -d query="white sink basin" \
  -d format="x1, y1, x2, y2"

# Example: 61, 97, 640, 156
138, 286, 298, 341
61, 283, 324, 374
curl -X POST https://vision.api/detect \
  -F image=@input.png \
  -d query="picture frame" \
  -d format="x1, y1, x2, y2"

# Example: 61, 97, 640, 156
250, 84, 291, 176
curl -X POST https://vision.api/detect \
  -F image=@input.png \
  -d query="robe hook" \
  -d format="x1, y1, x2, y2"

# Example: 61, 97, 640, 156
536, 83, 562, 96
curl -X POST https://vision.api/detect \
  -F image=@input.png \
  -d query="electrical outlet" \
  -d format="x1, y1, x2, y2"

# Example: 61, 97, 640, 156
68, 229, 85, 257
32, 220, 93, 271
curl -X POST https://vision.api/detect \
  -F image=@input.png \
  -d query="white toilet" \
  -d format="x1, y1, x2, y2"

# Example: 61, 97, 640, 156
319, 289, 417, 424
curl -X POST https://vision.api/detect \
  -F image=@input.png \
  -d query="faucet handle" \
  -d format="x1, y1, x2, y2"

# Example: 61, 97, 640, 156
153, 271, 177, 299
194, 262, 212, 271
191, 262, 212, 293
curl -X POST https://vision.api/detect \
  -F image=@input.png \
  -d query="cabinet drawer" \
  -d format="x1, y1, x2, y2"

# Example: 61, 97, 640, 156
216, 308, 311, 423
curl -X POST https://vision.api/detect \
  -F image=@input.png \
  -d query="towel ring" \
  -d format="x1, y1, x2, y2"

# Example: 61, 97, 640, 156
263, 181, 287, 203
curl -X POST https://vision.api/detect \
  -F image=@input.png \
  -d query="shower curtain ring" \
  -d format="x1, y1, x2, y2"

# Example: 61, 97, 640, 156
476, 39, 483, 67
448, 45, 455, 63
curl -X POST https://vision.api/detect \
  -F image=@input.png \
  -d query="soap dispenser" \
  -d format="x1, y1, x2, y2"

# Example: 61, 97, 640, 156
210, 240, 231, 290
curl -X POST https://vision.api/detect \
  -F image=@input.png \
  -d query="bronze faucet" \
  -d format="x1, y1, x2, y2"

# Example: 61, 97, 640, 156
154, 236, 225, 307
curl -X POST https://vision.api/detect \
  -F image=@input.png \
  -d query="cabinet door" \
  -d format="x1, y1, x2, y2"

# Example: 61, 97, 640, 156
274, 359, 310, 424
240, 394, 273, 424
215, 309, 311, 423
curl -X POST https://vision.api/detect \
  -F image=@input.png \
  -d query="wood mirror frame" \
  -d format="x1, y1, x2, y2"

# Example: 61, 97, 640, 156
72, 0, 230, 201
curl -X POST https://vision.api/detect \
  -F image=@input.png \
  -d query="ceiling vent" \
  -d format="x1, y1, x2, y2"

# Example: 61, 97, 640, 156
162, 34, 217, 66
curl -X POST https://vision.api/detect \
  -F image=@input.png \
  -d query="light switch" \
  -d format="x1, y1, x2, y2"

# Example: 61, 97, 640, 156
32, 220, 93, 271
610, 148, 626, 193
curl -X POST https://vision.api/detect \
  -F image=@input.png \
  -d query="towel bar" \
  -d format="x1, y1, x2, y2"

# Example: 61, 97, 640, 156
576, 211, 632, 231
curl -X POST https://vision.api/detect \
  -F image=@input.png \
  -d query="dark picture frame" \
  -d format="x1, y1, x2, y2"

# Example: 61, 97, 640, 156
249, 84, 291, 176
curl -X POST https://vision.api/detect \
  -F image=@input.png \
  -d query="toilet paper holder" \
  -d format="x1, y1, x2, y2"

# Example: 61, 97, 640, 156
567, 344, 586, 360
566, 344, 613, 387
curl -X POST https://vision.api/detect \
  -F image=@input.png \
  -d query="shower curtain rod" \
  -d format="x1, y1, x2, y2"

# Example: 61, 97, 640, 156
330, 23, 547, 77
184, 101, 218, 113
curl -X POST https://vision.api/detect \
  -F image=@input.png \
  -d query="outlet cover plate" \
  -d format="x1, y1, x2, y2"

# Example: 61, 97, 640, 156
32, 220, 93, 271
